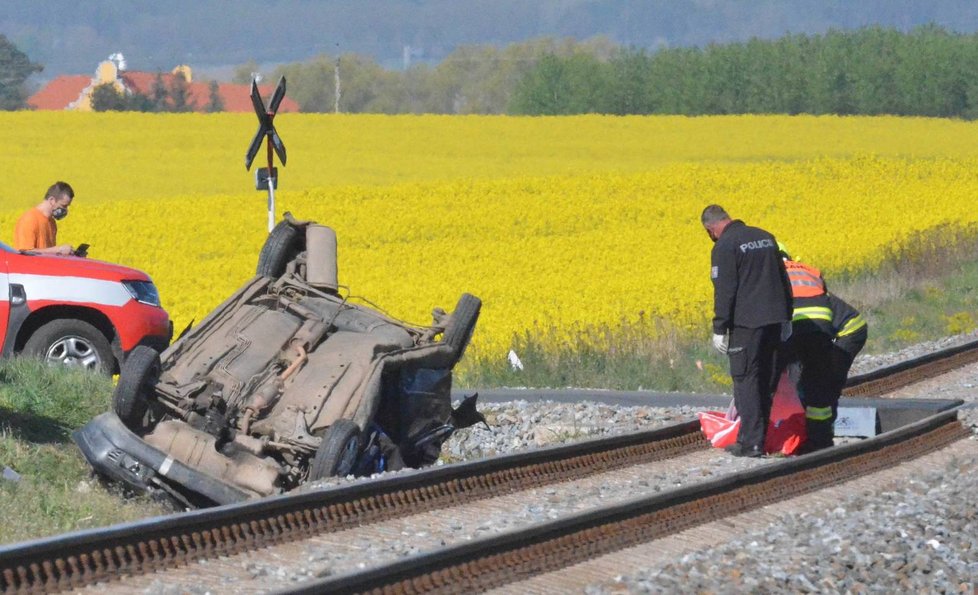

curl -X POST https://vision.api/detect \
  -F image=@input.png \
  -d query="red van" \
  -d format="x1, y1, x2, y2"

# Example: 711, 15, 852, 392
0, 241, 171, 373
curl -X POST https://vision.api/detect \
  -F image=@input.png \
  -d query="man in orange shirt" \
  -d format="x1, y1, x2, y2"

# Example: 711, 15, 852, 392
13, 181, 75, 255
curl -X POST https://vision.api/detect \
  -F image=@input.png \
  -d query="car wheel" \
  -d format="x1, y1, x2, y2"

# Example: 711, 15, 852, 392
113, 345, 162, 427
309, 420, 361, 480
256, 220, 302, 277
23, 319, 114, 374
442, 293, 482, 363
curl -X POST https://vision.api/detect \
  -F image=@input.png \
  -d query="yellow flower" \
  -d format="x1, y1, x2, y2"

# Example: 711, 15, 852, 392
3, 112, 978, 368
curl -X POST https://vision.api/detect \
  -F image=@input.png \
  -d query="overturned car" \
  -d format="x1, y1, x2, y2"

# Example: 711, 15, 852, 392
74, 215, 484, 507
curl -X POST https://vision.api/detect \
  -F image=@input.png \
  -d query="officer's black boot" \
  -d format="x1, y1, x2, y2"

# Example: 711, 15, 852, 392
802, 420, 835, 453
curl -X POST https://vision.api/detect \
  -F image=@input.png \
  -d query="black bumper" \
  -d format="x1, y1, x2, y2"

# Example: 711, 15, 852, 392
72, 413, 251, 507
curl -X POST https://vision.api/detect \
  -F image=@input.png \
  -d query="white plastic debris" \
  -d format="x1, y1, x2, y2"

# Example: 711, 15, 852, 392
507, 349, 524, 371
2, 466, 21, 483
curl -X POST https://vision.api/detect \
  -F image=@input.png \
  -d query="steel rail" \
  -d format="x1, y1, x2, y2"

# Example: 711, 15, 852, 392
1, 421, 706, 593
295, 408, 969, 594
2, 337, 976, 593
843, 337, 978, 396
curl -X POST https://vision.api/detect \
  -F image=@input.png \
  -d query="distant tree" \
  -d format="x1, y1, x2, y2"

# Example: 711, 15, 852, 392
509, 55, 571, 115
233, 60, 261, 85
168, 71, 191, 112
272, 55, 336, 112
126, 92, 156, 112
90, 83, 127, 111
603, 47, 654, 114
329, 54, 386, 113
0, 34, 43, 110
436, 37, 614, 115
509, 52, 606, 115
150, 72, 168, 111
205, 80, 224, 112
425, 44, 499, 114
90, 83, 156, 112
400, 64, 440, 114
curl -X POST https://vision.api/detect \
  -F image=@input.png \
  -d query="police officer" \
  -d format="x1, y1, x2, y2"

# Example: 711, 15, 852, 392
778, 243, 837, 452
701, 205, 792, 458
826, 292, 868, 423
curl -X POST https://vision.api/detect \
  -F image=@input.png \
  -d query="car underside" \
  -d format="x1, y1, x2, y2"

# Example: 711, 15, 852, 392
74, 214, 484, 507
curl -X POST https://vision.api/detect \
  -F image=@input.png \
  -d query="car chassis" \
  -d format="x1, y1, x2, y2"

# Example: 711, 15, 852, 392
74, 215, 484, 507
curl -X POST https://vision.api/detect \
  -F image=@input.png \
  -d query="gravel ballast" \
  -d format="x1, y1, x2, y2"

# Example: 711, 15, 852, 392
470, 333, 978, 592
145, 332, 978, 593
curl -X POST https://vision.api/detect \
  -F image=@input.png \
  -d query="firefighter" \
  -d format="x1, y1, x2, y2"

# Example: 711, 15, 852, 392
777, 242, 837, 452
826, 292, 869, 418
701, 205, 792, 458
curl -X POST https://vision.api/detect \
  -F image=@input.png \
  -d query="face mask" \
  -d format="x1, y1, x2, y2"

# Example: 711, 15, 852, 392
52, 207, 68, 220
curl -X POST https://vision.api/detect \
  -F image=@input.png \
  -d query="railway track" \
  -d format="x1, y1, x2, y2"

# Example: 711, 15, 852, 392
842, 336, 978, 397
302, 407, 967, 595
1, 338, 976, 594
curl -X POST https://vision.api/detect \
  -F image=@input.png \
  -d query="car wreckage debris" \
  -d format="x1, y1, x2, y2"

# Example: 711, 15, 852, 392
74, 215, 484, 507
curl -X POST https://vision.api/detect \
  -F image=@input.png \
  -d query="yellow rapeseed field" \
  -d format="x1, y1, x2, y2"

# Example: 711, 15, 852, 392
2, 112, 978, 365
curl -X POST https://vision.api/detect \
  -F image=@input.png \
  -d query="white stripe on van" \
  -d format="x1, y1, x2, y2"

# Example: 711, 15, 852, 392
7, 273, 131, 307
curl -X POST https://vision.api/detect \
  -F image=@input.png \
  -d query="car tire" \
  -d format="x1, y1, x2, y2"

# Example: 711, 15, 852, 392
256, 220, 302, 277
113, 345, 162, 427
442, 293, 481, 363
309, 420, 361, 480
23, 319, 115, 374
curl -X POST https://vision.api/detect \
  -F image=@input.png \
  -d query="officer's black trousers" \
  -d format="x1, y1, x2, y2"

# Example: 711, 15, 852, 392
828, 327, 868, 402
784, 331, 837, 449
728, 324, 782, 450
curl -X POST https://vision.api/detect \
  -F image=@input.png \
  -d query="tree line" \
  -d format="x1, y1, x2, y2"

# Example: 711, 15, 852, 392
0, 34, 224, 112
89, 75, 224, 113
509, 24, 978, 117
0, 34, 41, 110
235, 37, 618, 115
7, 25, 978, 118
246, 25, 978, 118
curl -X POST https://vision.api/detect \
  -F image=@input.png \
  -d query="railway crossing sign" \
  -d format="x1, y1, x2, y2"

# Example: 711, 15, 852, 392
245, 76, 288, 232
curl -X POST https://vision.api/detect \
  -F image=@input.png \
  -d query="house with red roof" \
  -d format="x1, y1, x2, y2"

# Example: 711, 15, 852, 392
28, 56, 299, 113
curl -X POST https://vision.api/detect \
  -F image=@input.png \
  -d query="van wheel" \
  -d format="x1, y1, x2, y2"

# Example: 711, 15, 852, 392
113, 346, 162, 427
309, 420, 361, 480
23, 319, 114, 374
256, 220, 302, 277
442, 293, 481, 363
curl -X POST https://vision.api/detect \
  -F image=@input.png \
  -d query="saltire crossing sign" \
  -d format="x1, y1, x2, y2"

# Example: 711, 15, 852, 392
245, 76, 288, 232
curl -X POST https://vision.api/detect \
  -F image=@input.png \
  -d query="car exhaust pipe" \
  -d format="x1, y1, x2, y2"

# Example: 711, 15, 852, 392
305, 224, 338, 291
143, 420, 282, 496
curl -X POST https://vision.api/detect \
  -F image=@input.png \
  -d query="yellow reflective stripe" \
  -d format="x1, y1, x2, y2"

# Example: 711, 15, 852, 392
838, 314, 867, 337
806, 406, 833, 421
792, 306, 833, 322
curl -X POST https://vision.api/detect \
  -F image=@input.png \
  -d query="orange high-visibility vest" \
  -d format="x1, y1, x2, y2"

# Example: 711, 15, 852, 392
784, 259, 825, 298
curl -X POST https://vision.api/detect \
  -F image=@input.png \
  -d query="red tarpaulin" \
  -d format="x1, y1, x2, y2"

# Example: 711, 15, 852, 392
698, 371, 807, 456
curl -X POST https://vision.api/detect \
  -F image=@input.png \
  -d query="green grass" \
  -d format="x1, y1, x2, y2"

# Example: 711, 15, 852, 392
461, 317, 730, 392
831, 224, 978, 353
0, 359, 168, 545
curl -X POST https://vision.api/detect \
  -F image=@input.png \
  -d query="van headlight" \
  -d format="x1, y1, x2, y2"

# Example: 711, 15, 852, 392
122, 280, 161, 307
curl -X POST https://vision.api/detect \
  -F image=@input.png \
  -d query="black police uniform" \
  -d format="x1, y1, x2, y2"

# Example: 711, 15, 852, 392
826, 292, 868, 408
710, 220, 793, 452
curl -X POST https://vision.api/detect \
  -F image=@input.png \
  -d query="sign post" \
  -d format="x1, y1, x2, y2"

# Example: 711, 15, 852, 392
245, 77, 288, 232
